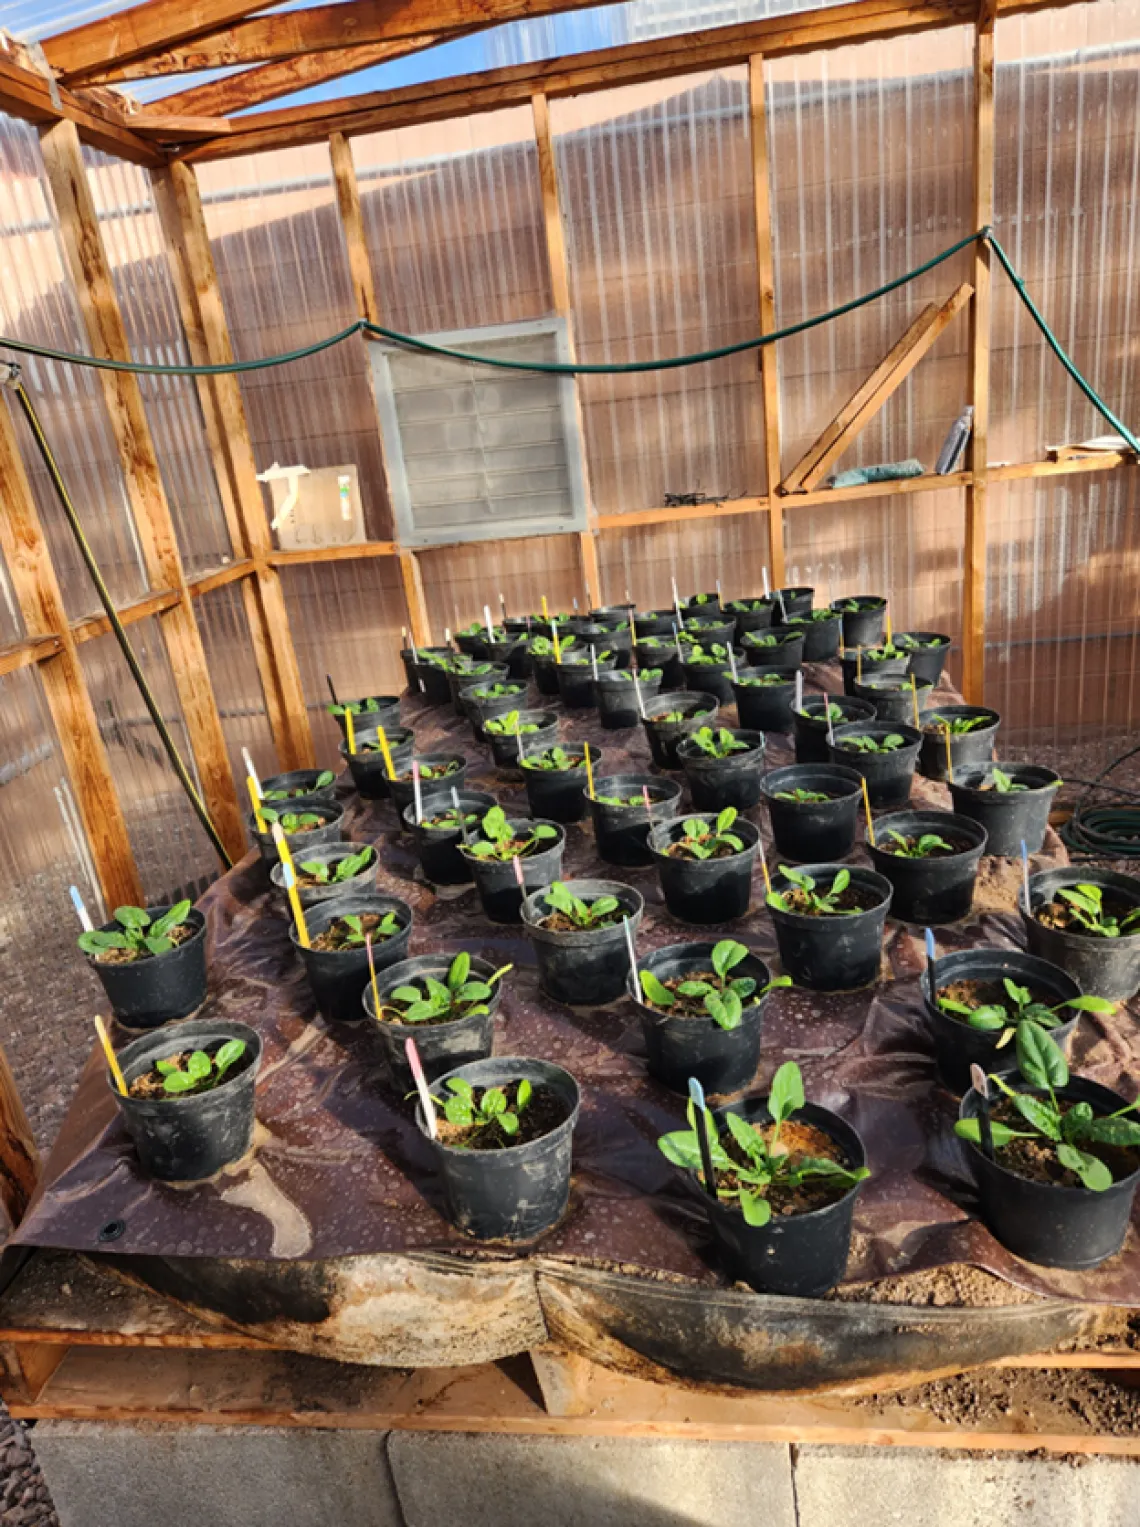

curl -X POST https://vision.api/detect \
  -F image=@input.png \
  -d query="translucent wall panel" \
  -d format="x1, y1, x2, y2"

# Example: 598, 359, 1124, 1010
985, 470, 1140, 748
0, 667, 104, 1151
353, 108, 551, 335
279, 559, 407, 763
196, 145, 393, 542
767, 32, 974, 480
418, 533, 584, 636
599, 514, 772, 610
194, 583, 277, 784
78, 621, 220, 901
82, 147, 234, 578
0, 112, 147, 619
991, 1, 1140, 464
554, 70, 763, 513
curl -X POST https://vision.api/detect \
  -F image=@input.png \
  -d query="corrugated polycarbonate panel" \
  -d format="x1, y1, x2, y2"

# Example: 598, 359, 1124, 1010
553, 70, 764, 514
766, 31, 974, 481
600, 515, 772, 610
193, 582, 277, 785
0, 666, 104, 1150
77, 621, 220, 901
0, 112, 148, 619
991, 2, 1140, 464
279, 559, 407, 764
985, 470, 1140, 749
417, 533, 584, 639
352, 108, 552, 335
81, 147, 235, 577
195, 145, 394, 543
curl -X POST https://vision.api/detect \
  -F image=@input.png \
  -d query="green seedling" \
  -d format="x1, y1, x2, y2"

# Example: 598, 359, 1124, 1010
798, 701, 845, 722
521, 746, 587, 773
954, 1022, 1140, 1190
543, 881, 622, 928
884, 829, 953, 858
990, 767, 1026, 793
658, 1060, 868, 1223
79, 900, 193, 959
766, 866, 858, 917
685, 593, 716, 607
259, 808, 324, 832
938, 976, 1112, 1048
689, 726, 752, 759
639, 939, 790, 1029
383, 952, 511, 1024
263, 770, 334, 800
326, 697, 392, 717
606, 667, 662, 683
726, 598, 770, 613
656, 708, 712, 724
414, 760, 462, 781
928, 712, 990, 735
840, 733, 906, 754
737, 672, 789, 688
425, 806, 481, 830
528, 635, 577, 658
859, 643, 902, 660
155, 1039, 247, 1096
298, 847, 375, 885
837, 598, 884, 613
485, 710, 541, 737
787, 609, 837, 625
1051, 884, 1140, 939
774, 787, 831, 803
672, 807, 745, 861
744, 631, 795, 649
594, 792, 661, 807
469, 683, 524, 700
463, 805, 559, 861
685, 644, 734, 666
896, 633, 944, 650
329, 911, 401, 948
434, 1075, 532, 1139
443, 657, 494, 676
560, 649, 612, 666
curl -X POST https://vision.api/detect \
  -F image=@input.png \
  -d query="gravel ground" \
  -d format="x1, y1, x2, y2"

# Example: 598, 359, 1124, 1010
0, 1406, 58, 1526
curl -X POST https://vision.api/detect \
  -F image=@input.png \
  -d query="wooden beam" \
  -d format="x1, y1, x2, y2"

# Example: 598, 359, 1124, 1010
152, 160, 315, 770
70, 589, 181, 645
962, 8, 994, 705
0, 52, 164, 167
42, 0, 275, 81
0, 389, 143, 910
187, 559, 258, 596
0, 636, 63, 677
399, 551, 433, 648
782, 283, 973, 493
39, 119, 247, 865
749, 54, 785, 585
126, 115, 233, 141
266, 542, 399, 567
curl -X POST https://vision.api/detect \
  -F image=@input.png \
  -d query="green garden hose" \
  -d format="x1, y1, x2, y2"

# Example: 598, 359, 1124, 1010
1060, 744, 1140, 859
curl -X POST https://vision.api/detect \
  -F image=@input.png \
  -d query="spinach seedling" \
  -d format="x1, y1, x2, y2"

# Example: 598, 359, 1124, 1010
259, 807, 323, 832
463, 806, 560, 861
837, 598, 883, 614
672, 808, 745, 860
297, 847, 374, 885
744, 631, 796, 650
425, 806, 481, 830
1050, 884, 1140, 939
658, 1060, 868, 1223
839, 733, 906, 754
443, 656, 493, 676
786, 609, 837, 625
737, 672, 789, 688
639, 939, 790, 1028
326, 697, 391, 717
543, 881, 622, 928
896, 633, 943, 650
521, 746, 587, 773
383, 952, 511, 1024
485, 710, 540, 736
955, 1021, 1140, 1189
685, 644, 733, 666
774, 786, 832, 803
688, 726, 752, 759
767, 865, 859, 917
928, 712, 989, 735
800, 701, 845, 722
560, 648, 612, 666
434, 1076, 532, 1138
884, 829, 953, 858
79, 900, 193, 960
938, 976, 1112, 1047
154, 1039, 247, 1096
324, 911, 401, 948
656, 707, 711, 723
263, 770, 334, 800
989, 767, 1027, 793
469, 683, 524, 700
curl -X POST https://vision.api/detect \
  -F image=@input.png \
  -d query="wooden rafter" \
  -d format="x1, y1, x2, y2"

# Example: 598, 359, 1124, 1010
41, 0, 278, 82
0, 51, 162, 166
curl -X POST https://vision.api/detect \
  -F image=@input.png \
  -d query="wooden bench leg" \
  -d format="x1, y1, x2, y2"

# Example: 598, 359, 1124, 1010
0, 1343, 69, 1404
529, 1344, 596, 1418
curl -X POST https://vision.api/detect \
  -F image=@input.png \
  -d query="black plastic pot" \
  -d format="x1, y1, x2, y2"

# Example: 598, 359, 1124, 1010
634, 941, 774, 1095
250, 801, 345, 869
732, 671, 796, 733
85, 906, 208, 1028
760, 764, 865, 862
585, 620, 633, 669
918, 705, 1001, 781
683, 592, 723, 615
487, 711, 559, 769
793, 696, 876, 764
291, 893, 413, 1022
742, 630, 804, 671
260, 769, 339, 810
840, 648, 908, 694
362, 953, 502, 1090
269, 840, 377, 909
1021, 866, 1140, 1001
727, 598, 775, 641
959, 1074, 1140, 1268
414, 661, 454, 705
418, 1056, 580, 1242
522, 879, 644, 1005
401, 647, 449, 693
948, 762, 1061, 856
481, 635, 530, 678
676, 728, 767, 812
112, 1018, 261, 1183
850, 675, 934, 726
775, 586, 815, 619
647, 813, 760, 924
331, 695, 401, 735
453, 630, 484, 657
641, 692, 720, 769
632, 608, 677, 639
341, 726, 415, 800
464, 682, 530, 737
680, 617, 736, 650
922, 947, 1081, 1094
632, 640, 684, 689
406, 791, 498, 885
463, 819, 566, 924
897, 631, 952, 685
556, 655, 616, 708
529, 648, 562, 697
830, 596, 886, 648
828, 722, 922, 809
706, 1096, 866, 1295
448, 662, 508, 716
594, 669, 664, 730
587, 773, 684, 867
681, 649, 746, 707
388, 754, 469, 825
866, 809, 987, 924
521, 743, 602, 824
767, 863, 893, 991
778, 611, 842, 662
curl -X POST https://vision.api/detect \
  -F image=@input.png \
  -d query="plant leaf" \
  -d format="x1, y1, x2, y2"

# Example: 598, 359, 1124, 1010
1016, 1019, 1069, 1091
213, 1039, 246, 1078
769, 1060, 805, 1125
1056, 1141, 1113, 1191
639, 970, 674, 1007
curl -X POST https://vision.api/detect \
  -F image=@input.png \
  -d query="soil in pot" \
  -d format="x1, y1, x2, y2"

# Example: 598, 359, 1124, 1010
251, 802, 345, 868
80, 902, 207, 1027
342, 726, 415, 800
523, 879, 644, 1004
460, 808, 566, 923
406, 790, 498, 885
896, 631, 952, 685
793, 696, 876, 764
648, 809, 760, 924
866, 810, 987, 924
948, 762, 1061, 855
830, 595, 887, 649
742, 629, 804, 671
760, 764, 865, 862
521, 743, 602, 824
827, 721, 922, 808
677, 726, 767, 811
260, 768, 338, 806
293, 895, 413, 1021
329, 695, 401, 735
588, 773, 684, 867
765, 864, 892, 990
594, 668, 664, 730
777, 608, 842, 662
641, 692, 720, 769
389, 755, 468, 825
363, 951, 504, 1090
270, 842, 376, 908
919, 705, 1001, 781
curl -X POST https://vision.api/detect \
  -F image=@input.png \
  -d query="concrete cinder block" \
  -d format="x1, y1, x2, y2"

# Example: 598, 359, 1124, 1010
32, 1422, 405, 1527
794, 1444, 1140, 1527
388, 1431, 796, 1527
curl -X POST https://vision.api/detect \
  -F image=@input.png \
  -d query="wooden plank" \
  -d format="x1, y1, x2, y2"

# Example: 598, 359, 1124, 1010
42, 0, 275, 80
399, 551, 433, 648
0, 1343, 69, 1405
267, 542, 399, 567
0, 635, 63, 676
0, 53, 164, 167
0, 390, 143, 911
70, 588, 180, 645
39, 119, 247, 865
749, 54, 786, 584
782, 283, 973, 494
187, 559, 258, 597
962, 11, 994, 706
152, 160, 315, 770
126, 114, 233, 139
596, 474, 972, 531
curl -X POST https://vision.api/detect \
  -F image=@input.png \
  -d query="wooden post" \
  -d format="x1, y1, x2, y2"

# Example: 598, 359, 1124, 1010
152, 159, 315, 768
328, 130, 433, 646
531, 91, 602, 610
749, 54, 786, 586
38, 120, 247, 860
963, 6, 995, 704
0, 389, 143, 911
